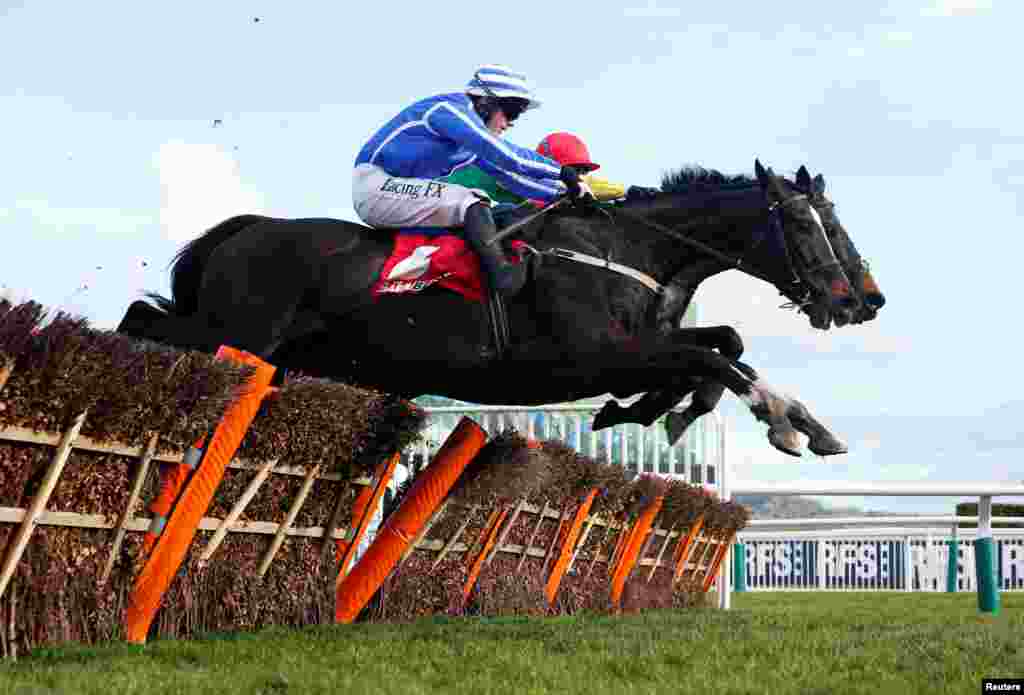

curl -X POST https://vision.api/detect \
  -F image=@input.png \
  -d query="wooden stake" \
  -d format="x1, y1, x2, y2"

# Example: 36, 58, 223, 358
0, 410, 86, 601
567, 514, 597, 573
463, 507, 508, 600
515, 502, 549, 574
464, 508, 501, 567
431, 505, 476, 572
257, 463, 321, 578
636, 524, 659, 569
7, 581, 15, 662
485, 497, 527, 568
702, 530, 737, 592
320, 476, 358, 567
672, 515, 705, 583
584, 524, 612, 580
541, 505, 571, 576
100, 433, 159, 585
399, 498, 449, 567
698, 533, 724, 584
200, 458, 278, 563
0, 593, 6, 659
647, 525, 678, 582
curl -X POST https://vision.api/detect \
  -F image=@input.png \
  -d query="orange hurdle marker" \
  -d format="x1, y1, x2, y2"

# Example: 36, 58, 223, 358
610, 494, 664, 608
463, 506, 509, 600
544, 487, 598, 605
125, 347, 276, 644
336, 417, 486, 624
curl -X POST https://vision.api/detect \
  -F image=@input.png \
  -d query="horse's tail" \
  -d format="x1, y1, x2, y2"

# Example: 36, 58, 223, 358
156, 214, 270, 316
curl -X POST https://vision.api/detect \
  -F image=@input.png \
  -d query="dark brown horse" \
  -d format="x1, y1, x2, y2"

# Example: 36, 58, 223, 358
117, 161, 863, 456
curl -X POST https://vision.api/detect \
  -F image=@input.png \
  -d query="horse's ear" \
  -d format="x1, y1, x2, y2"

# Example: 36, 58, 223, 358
796, 165, 812, 190
813, 173, 826, 194
754, 159, 769, 185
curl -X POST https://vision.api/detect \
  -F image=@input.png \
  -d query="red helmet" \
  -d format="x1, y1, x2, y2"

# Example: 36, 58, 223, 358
536, 132, 600, 173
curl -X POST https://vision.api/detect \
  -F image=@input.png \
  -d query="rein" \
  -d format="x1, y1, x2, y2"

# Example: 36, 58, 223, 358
516, 192, 816, 308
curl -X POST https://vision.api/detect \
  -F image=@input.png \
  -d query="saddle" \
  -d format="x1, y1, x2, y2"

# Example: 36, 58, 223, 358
372, 211, 531, 360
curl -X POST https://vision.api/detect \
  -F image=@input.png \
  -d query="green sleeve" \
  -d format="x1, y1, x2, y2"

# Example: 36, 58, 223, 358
442, 165, 525, 205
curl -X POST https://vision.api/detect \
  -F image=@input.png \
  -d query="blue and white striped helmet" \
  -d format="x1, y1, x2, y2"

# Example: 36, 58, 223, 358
465, 65, 542, 110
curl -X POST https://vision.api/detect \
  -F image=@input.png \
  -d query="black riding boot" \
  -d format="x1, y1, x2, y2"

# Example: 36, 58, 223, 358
463, 202, 526, 298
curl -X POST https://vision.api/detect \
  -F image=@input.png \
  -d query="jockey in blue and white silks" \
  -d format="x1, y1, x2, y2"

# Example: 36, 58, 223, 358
352, 65, 591, 297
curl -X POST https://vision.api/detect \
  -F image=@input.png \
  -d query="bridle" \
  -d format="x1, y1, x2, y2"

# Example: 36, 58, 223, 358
519, 188, 821, 311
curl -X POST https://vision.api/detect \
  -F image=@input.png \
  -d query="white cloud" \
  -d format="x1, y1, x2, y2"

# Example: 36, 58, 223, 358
153, 141, 266, 242
922, 0, 992, 16
5, 199, 152, 235
884, 29, 914, 42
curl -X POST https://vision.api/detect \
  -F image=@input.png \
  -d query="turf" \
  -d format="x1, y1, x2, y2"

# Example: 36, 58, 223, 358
1, 592, 1020, 695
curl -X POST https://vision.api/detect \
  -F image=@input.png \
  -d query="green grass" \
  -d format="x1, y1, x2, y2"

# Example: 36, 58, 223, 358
1, 593, 1021, 695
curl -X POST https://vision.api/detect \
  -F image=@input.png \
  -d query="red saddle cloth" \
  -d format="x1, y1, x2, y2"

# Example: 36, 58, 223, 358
373, 231, 525, 303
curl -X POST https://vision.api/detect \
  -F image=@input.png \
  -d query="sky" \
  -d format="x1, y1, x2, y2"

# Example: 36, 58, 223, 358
2, 0, 1021, 514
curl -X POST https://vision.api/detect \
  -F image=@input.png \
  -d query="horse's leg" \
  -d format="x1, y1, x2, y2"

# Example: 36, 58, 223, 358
586, 343, 804, 457
592, 383, 698, 430
593, 326, 742, 443
785, 399, 848, 456
663, 325, 744, 444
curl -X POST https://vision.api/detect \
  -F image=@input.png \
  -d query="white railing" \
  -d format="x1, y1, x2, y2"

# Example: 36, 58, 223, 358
407, 397, 724, 487
717, 480, 1024, 611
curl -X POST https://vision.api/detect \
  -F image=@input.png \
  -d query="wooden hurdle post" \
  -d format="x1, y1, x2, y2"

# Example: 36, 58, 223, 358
0, 410, 88, 601
125, 346, 276, 644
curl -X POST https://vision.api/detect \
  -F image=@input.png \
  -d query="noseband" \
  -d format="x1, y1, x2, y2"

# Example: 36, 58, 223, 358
608, 190, 820, 309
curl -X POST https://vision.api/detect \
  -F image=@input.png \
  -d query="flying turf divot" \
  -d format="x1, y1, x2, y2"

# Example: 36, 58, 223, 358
125, 346, 276, 645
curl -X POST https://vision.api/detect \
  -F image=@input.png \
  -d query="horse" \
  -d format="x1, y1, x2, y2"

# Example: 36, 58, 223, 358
590, 165, 885, 454
116, 160, 857, 457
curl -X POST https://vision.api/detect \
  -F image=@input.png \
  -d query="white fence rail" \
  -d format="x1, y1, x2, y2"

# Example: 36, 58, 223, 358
407, 399, 723, 485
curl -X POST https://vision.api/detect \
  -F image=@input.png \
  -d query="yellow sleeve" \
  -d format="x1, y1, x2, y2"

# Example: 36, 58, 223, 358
583, 174, 626, 202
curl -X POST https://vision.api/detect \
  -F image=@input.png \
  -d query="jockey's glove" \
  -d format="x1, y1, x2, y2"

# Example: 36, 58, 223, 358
560, 165, 596, 204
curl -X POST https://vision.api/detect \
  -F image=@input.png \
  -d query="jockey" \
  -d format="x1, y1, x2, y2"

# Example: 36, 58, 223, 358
353, 65, 593, 298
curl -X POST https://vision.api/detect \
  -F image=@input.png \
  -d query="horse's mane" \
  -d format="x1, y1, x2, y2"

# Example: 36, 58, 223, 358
660, 166, 757, 194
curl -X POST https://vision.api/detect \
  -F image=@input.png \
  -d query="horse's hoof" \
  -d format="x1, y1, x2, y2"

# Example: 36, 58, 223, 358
592, 402, 621, 431
768, 426, 803, 457
808, 434, 848, 456
664, 412, 694, 446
